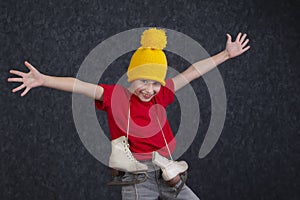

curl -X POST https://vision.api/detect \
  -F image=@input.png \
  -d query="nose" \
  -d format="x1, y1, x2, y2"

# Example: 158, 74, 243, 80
145, 83, 153, 93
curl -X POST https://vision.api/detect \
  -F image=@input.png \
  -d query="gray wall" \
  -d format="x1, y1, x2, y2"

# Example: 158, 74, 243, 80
1, 0, 299, 199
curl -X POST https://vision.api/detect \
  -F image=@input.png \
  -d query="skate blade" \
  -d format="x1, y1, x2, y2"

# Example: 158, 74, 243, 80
110, 167, 148, 174
131, 171, 147, 174
107, 173, 147, 186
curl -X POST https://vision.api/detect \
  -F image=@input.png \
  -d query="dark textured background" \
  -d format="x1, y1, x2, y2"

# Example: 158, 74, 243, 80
1, 0, 299, 199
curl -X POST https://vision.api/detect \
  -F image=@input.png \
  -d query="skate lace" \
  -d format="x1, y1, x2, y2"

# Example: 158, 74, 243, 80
122, 140, 136, 162
124, 101, 138, 162
156, 116, 173, 161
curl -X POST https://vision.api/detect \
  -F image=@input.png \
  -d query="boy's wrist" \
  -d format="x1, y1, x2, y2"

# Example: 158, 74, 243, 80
40, 74, 48, 87
222, 50, 230, 61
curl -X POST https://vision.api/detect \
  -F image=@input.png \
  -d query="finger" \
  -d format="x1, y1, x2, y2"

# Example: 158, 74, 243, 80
242, 39, 249, 47
226, 34, 232, 43
236, 32, 242, 42
9, 70, 26, 77
12, 84, 26, 93
240, 33, 247, 42
242, 46, 250, 53
21, 87, 30, 97
7, 77, 23, 82
24, 61, 36, 71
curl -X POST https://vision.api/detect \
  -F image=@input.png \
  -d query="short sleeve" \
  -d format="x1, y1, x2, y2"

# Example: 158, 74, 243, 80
95, 84, 115, 111
154, 79, 175, 107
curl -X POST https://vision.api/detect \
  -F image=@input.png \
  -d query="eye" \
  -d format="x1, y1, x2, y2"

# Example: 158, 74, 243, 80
141, 79, 148, 84
153, 82, 161, 86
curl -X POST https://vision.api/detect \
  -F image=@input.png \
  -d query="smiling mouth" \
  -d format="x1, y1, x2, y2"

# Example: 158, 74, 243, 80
142, 93, 153, 99
140, 91, 155, 99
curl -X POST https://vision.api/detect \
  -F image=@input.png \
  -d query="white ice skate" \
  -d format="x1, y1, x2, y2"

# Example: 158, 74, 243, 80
152, 151, 188, 181
108, 136, 148, 186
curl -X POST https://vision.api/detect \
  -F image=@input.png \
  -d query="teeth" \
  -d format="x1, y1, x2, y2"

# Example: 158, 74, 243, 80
139, 91, 154, 99
142, 93, 152, 98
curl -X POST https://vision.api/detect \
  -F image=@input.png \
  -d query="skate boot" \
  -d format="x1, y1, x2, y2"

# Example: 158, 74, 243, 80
152, 151, 188, 196
107, 136, 148, 186
152, 151, 188, 182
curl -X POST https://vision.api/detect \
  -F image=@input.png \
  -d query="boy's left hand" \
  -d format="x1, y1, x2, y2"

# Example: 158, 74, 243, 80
225, 32, 250, 58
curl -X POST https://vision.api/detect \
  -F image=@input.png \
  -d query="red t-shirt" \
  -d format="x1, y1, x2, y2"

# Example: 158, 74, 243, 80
95, 79, 176, 160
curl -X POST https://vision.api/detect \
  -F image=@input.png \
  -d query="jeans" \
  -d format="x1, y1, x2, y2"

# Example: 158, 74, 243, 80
122, 161, 200, 200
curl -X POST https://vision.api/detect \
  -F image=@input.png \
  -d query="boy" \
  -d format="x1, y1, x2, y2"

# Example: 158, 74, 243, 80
8, 28, 250, 199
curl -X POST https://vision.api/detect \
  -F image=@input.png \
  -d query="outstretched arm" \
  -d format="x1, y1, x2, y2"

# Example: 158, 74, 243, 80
172, 32, 250, 92
8, 61, 104, 100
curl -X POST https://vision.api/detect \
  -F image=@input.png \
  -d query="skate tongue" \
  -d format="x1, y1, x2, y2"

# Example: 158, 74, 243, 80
152, 151, 160, 163
152, 151, 171, 167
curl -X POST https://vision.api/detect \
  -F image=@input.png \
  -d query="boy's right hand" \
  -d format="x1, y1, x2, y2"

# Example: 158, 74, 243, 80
8, 61, 44, 96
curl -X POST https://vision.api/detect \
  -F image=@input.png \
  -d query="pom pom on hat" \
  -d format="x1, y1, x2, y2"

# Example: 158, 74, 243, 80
140, 28, 167, 50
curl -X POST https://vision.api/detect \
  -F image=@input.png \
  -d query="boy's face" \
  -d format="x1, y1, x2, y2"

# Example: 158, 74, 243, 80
130, 79, 161, 102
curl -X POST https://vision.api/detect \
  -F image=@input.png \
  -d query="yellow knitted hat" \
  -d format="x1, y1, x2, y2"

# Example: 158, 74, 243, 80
127, 28, 167, 86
